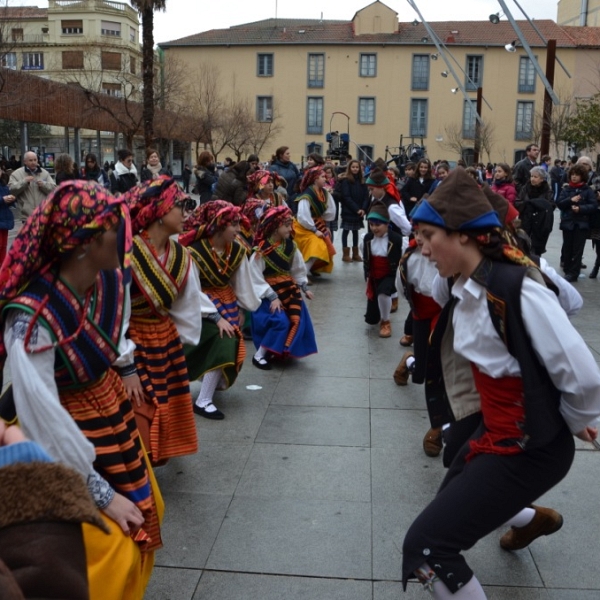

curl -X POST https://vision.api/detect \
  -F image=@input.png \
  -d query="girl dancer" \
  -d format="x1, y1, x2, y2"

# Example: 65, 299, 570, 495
293, 166, 337, 276
249, 206, 317, 369
247, 169, 286, 207
0, 181, 163, 599
402, 168, 600, 599
339, 159, 369, 263
123, 177, 203, 465
180, 200, 261, 420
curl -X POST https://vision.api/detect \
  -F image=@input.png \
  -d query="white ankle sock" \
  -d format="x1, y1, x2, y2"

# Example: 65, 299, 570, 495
406, 355, 416, 369
505, 507, 536, 529
195, 370, 221, 409
254, 346, 268, 361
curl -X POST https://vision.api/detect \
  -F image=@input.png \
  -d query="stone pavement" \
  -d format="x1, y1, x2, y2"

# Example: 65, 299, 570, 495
145, 227, 600, 600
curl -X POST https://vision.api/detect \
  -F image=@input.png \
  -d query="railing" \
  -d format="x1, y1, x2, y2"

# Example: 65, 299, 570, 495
10, 35, 46, 44
49, 0, 138, 19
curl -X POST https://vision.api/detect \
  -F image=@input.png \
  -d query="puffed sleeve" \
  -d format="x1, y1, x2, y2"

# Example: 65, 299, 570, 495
249, 253, 278, 301
230, 254, 261, 311
5, 310, 114, 508
297, 198, 316, 231
520, 276, 600, 434
321, 191, 337, 221
113, 283, 136, 368
290, 246, 308, 286
539, 257, 583, 317
388, 202, 412, 236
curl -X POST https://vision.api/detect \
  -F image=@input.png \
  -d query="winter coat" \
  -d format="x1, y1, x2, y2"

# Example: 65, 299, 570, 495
0, 183, 15, 230
339, 177, 369, 227
55, 170, 81, 185
401, 176, 434, 215
556, 183, 597, 230
268, 159, 300, 199
109, 161, 139, 195
8, 166, 56, 218
212, 170, 247, 206
512, 158, 536, 192
515, 181, 554, 213
82, 166, 110, 188
518, 184, 555, 254
140, 166, 170, 183
491, 180, 517, 205
194, 165, 218, 204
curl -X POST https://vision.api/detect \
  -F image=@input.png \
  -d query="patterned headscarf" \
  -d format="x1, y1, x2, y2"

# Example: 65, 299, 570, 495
179, 200, 242, 246
300, 166, 325, 192
240, 199, 267, 230
254, 206, 293, 247
0, 180, 130, 309
247, 169, 286, 193
127, 176, 188, 234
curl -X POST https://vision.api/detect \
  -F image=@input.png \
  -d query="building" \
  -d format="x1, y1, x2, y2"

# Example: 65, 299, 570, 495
159, 0, 600, 166
558, 0, 600, 26
0, 0, 143, 163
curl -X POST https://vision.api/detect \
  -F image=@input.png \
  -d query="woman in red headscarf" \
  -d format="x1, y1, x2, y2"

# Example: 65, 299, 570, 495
121, 176, 208, 465
249, 206, 317, 370
180, 200, 261, 419
0, 180, 163, 600
293, 166, 337, 276
247, 169, 286, 207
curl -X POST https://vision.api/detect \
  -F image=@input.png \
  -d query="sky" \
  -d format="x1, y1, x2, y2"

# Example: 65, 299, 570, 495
17, 0, 559, 44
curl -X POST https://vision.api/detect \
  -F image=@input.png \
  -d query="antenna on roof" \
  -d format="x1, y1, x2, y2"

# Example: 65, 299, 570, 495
275, 0, 278, 21
320, 12, 323, 22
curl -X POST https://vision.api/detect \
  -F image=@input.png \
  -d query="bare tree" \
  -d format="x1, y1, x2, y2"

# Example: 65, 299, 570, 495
478, 121, 496, 164
439, 123, 469, 158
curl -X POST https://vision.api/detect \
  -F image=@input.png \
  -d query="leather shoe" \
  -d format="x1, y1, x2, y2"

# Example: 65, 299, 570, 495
500, 505, 563, 551
391, 298, 399, 313
423, 427, 443, 457
253, 356, 272, 370
393, 351, 414, 386
193, 403, 224, 420
379, 320, 392, 338
399, 334, 413, 347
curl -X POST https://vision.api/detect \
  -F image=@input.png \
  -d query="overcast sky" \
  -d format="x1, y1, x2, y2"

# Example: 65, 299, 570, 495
19, 0, 559, 44
151, 0, 558, 44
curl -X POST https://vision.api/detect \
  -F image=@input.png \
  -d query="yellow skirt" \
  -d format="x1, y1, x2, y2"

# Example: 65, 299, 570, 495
83, 452, 165, 600
293, 220, 335, 274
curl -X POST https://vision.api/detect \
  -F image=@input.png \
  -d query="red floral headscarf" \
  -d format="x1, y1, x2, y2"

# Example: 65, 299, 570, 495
127, 175, 189, 235
300, 166, 325, 192
247, 169, 286, 193
0, 180, 131, 358
179, 200, 242, 246
240, 199, 267, 230
254, 206, 293, 247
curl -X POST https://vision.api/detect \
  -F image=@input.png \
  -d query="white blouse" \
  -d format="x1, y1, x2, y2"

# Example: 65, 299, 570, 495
451, 274, 600, 434
249, 247, 308, 300
297, 190, 336, 231
406, 247, 439, 296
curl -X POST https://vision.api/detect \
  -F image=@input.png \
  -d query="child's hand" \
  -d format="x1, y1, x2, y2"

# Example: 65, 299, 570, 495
304, 291, 314, 300
270, 298, 283, 313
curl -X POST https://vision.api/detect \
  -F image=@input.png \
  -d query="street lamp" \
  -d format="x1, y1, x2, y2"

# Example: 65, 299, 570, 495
505, 41, 517, 52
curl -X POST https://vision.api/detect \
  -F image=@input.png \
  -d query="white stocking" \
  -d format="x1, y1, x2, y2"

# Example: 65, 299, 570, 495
195, 370, 221, 410
504, 507, 535, 529
254, 346, 268, 360
378, 294, 392, 321
305, 257, 316, 271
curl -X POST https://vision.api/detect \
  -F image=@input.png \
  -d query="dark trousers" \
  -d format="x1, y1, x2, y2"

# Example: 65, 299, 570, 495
402, 425, 574, 592
561, 227, 588, 277
411, 318, 431, 384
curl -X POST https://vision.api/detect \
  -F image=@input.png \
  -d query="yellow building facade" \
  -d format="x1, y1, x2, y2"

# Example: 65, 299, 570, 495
160, 0, 600, 165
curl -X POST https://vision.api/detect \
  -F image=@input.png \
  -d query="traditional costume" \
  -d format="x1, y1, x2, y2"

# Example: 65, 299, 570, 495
247, 169, 286, 207
363, 202, 403, 338
250, 206, 317, 368
124, 177, 203, 464
237, 198, 267, 255
0, 180, 163, 600
293, 166, 336, 274
402, 168, 600, 599
179, 200, 261, 419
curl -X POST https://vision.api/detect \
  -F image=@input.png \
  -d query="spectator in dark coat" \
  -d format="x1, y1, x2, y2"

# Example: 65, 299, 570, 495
401, 158, 434, 216
557, 163, 597, 282
182, 164, 192, 193
54, 154, 81, 185
0, 168, 15, 264
212, 160, 251, 206
194, 151, 218, 204
268, 146, 301, 210
550, 158, 564, 201
140, 149, 169, 182
82, 153, 109, 188
339, 159, 369, 262
512, 143, 540, 192
109, 149, 138, 195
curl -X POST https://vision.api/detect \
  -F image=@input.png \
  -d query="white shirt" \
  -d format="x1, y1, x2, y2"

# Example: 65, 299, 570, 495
297, 190, 336, 231
406, 247, 438, 296
388, 202, 412, 237
249, 246, 308, 300
451, 274, 600, 434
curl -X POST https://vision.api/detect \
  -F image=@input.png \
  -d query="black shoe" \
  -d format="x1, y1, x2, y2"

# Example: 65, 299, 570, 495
581, 263, 587, 269
590, 266, 599, 279
310, 270, 321, 277
565, 274, 578, 283
252, 356, 272, 370
193, 403, 225, 420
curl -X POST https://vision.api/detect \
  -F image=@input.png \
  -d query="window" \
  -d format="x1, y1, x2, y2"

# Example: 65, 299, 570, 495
11, 29, 23, 42
518, 57, 536, 93
307, 97, 323, 134
410, 99, 428, 136
101, 20, 121, 37
256, 96, 273, 122
22, 52, 43, 70
515, 101, 534, 140
101, 51, 121, 71
130, 26, 136, 43
306, 143, 323, 156
102, 82, 122, 97
257, 53, 273, 77
62, 51, 84, 70
462, 100, 476, 139
130, 55, 136, 74
358, 97, 376, 124
465, 55, 483, 91
359, 53, 377, 77
2, 52, 17, 70
308, 53, 324, 88
411, 54, 429, 91
62, 20, 83, 34
358, 145, 374, 161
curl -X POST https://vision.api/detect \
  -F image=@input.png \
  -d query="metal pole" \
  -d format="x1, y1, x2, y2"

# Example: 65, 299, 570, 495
406, 0, 483, 125
496, 0, 560, 105
540, 40, 556, 157
473, 87, 483, 164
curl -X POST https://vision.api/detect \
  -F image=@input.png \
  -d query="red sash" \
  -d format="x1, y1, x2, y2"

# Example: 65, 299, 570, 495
366, 256, 391, 300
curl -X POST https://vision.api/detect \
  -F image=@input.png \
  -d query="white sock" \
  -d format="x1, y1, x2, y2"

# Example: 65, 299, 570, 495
505, 507, 536, 529
378, 294, 392, 321
305, 257, 316, 272
195, 370, 221, 411
406, 355, 416, 370
254, 346, 268, 361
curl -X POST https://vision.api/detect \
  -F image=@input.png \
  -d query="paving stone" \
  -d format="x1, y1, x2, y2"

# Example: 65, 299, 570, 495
145, 567, 201, 600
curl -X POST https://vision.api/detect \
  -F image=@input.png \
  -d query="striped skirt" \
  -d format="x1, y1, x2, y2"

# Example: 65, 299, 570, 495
184, 285, 245, 389
128, 316, 198, 463
60, 368, 162, 554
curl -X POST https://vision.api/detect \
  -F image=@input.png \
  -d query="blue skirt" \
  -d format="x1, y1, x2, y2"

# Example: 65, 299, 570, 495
251, 298, 317, 359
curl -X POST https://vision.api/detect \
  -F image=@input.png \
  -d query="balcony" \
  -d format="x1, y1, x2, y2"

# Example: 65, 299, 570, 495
48, 0, 138, 22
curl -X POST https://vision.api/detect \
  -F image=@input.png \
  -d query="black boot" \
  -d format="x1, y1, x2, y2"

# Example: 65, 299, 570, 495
590, 262, 600, 278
